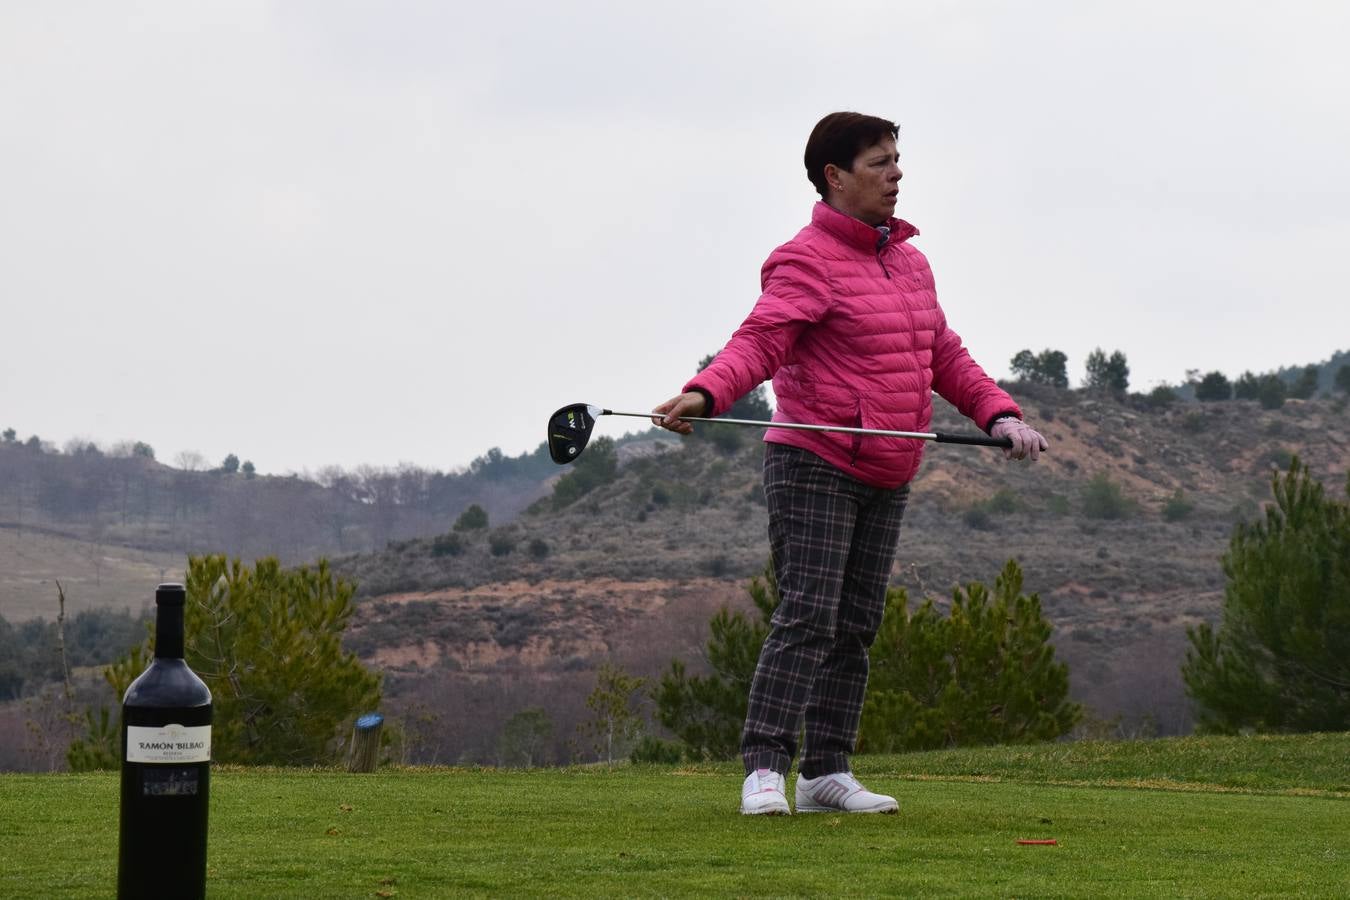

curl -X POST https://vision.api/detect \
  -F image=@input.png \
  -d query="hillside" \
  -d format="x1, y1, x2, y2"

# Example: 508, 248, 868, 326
0, 528, 182, 620
335, 387, 1350, 758
0, 443, 552, 619
4, 384, 1349, 768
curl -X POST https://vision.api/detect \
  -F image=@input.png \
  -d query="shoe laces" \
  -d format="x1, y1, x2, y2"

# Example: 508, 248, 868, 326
754, 768, 783, 793
837, 772, 863, 790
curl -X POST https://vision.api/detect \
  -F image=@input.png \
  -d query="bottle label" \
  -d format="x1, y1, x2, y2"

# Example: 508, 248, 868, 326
126, 724, 212, 763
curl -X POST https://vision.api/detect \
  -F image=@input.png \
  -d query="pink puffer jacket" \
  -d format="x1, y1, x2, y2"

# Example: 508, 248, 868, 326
685, 202, 1019, 489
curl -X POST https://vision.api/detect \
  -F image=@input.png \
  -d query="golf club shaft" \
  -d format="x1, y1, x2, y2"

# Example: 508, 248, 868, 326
601, 409, 1012, 449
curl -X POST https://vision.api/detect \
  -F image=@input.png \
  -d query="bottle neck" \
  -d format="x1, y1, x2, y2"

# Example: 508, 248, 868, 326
155, 603, 185, 659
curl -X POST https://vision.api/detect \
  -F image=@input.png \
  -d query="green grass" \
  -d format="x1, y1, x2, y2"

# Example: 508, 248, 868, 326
2, 734, 1347, 898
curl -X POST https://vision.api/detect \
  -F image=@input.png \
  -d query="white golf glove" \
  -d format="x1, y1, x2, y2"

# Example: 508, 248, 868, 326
991, 417, 1048, 461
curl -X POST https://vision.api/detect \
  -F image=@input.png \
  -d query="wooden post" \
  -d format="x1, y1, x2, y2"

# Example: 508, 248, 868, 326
348, 713, 384, 773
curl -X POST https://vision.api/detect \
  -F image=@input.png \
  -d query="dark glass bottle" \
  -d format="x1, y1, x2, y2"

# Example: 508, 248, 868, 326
118, 583, 212, 900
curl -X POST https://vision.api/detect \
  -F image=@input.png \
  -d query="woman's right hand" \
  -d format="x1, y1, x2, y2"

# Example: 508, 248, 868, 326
651, 392, 707, 434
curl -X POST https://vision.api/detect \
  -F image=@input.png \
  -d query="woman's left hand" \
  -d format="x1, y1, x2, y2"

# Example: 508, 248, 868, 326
991, 417, 1048, 461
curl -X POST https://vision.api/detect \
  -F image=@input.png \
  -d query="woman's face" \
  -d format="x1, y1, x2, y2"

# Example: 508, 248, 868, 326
828, 137, 902, 226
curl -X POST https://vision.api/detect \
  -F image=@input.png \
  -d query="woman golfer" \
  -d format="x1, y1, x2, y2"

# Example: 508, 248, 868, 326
653, 112, 1047, 816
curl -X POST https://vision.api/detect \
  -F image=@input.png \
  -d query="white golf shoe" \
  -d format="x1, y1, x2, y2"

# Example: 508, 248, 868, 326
740, 768, 791, 815
794, 771, 898, 814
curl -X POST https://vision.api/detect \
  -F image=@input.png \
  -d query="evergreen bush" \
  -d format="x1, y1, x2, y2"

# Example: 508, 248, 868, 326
71, 556, 380, 768
1183, 458, 1350, 733
1195, 371, 1233, 401
431, 532, 464, 557
859, 559, 1081, 752
488, 530, 516, 557
963, 506, 993, 530
551, 437, 618, 510
629, 735, 684, 765
1162, 489, 1195, 522
454, 504, 489, 531
1081, 473, 1132, 519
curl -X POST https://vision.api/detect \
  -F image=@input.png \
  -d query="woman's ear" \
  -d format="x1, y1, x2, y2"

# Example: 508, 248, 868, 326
823, 162, 846, 194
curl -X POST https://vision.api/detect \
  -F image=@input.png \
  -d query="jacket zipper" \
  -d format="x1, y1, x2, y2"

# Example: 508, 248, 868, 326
876, 250, 891, 279
850, 399, 863, 464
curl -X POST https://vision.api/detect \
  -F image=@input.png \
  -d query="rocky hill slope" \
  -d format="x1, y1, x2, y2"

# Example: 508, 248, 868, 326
0, 444, 552, 619
335, 388, 1350, 759
7, 386, 1347, 766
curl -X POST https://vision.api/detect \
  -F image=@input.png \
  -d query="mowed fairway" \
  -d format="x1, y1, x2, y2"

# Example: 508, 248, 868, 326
2, 735, 1346, 898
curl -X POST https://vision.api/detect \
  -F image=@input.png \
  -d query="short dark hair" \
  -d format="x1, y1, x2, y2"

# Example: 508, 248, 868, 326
803, 112, 900, 198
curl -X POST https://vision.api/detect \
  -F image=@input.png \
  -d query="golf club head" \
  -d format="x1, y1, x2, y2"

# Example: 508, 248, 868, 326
547, 403, 601, 464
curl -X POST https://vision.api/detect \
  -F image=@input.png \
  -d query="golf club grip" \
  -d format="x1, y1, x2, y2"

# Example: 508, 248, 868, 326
935, 432, 1012, 448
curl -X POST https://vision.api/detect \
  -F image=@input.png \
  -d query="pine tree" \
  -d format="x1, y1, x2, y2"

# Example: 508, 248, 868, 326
577, 662, 648, 765
1010, 349, 1038, 382
1233, 371, 1261, 400
1084, 348, 1130, 394
1009, 349, 1068, 388
1195, 371, 1233, 402
657, 559, 1079, 759
859, 560, 1081, 752
1182, 458, 1350, 733
74, 555, 381, 767
1290, 365, 1320, 400
1035, 349, 1070, 389
454, 503, 489, 530
1257, 374, 1287, 410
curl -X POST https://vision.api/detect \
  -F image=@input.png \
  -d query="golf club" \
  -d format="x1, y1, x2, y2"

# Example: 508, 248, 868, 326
548, 403, 1012, 464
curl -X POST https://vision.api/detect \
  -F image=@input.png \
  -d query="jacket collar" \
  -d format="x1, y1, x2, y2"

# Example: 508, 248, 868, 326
811, 201, 919, 251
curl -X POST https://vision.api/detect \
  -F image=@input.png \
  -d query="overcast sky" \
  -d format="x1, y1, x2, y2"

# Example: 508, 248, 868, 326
3, 1, 1347, 476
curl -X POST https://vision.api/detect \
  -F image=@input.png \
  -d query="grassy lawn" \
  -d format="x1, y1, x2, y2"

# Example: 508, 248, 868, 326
1, 733, 1346, 898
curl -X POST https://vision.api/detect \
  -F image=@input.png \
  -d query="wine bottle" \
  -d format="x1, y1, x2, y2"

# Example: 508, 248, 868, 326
118, 583, 212, 900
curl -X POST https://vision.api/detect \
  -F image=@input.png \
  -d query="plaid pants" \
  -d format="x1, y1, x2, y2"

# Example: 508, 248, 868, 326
742, 443, 910, 778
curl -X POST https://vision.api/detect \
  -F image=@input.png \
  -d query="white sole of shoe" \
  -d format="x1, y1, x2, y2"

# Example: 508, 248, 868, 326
741, 805, 791, 816
795, 801, 898, 814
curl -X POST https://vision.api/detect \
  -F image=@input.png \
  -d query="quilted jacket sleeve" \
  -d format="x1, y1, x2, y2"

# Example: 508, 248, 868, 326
929, 311, 1022, 432
683, 245, 832, 417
